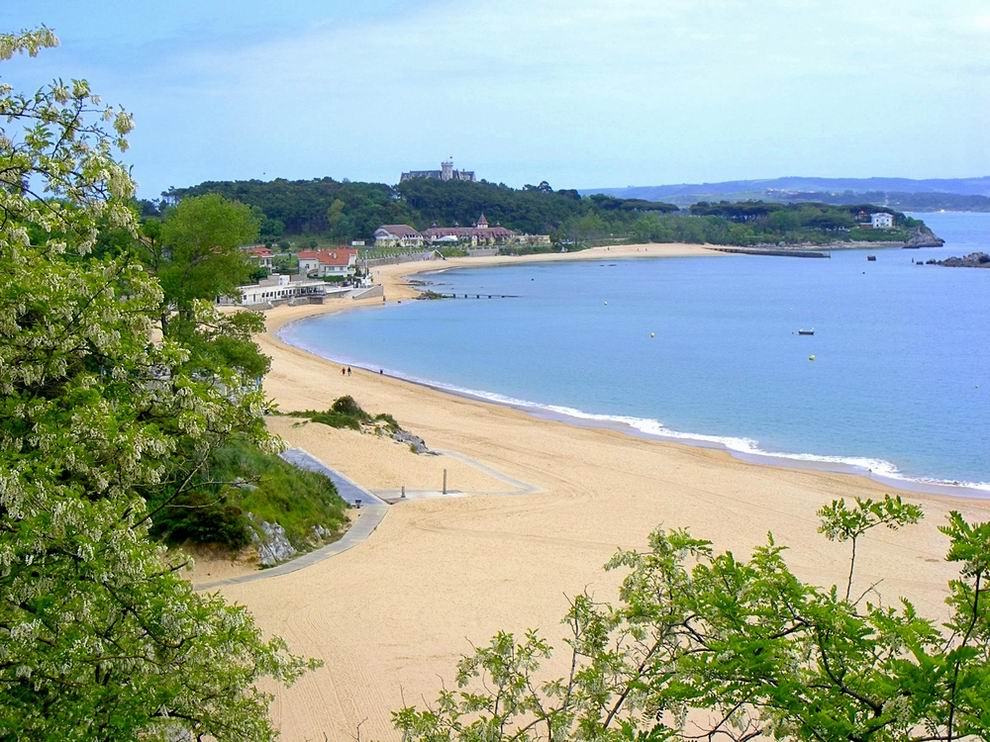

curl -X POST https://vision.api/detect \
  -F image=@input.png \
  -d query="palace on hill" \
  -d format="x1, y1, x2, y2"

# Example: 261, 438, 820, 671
400, 158, 476, 183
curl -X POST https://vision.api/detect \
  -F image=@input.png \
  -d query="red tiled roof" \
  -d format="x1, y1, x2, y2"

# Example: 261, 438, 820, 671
297, 248, 357, 266
243, 245, 274, 257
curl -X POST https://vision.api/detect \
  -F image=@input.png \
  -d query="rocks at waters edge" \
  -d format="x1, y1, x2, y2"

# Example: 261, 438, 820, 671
903, 226, 945, 248
926, 252, 990, 268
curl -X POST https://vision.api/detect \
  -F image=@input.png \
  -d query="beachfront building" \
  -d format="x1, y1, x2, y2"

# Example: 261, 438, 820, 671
400, 158, 476, 183
242, 245, 274, 270
218, 274, 332, 307
373, 225, 425, 249
421, 213, 517, 247
870, 212, 894, 229
297, 248, 359, 277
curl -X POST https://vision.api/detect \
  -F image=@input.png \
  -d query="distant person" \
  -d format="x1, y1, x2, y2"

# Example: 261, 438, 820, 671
379, 369, 383, 375
347, 367, 352, 376
341, 368, 345, 376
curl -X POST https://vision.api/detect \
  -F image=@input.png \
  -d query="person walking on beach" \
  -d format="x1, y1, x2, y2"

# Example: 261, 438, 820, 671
347, 367, 352, 376
341, 367, 346, 376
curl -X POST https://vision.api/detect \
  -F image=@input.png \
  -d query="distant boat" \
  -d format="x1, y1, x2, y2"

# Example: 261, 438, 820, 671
797, 329, 815, 336
867, 255, 877, 262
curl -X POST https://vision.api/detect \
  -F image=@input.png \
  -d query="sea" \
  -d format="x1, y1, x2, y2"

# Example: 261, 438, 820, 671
279, 211, 990, 494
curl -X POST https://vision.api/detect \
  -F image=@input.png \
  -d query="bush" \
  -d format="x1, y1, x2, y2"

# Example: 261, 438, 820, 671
150, 438, 348, 549
290, 397, 401, 436
331, 395, 369, 419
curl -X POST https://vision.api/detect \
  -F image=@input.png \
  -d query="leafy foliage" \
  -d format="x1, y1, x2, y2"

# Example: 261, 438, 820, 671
150, 437, 349, 550
149, 192, 260, 317
818, 495, 923, 600
394, 496, 990, 741
289, 395, 400, 433
0, 28, 315, 739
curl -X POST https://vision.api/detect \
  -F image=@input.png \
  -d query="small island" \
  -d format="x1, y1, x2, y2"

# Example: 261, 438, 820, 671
925, 251, 990, 268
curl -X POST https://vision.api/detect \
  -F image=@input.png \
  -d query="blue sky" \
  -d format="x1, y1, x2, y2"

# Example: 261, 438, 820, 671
3, 1, 988, 197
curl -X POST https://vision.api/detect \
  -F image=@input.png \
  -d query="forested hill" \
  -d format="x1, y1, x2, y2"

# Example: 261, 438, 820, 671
161, 178, 677, 242
161, 178, 937, 248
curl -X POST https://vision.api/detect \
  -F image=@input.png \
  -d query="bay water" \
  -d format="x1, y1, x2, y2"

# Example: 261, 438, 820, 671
280, 212, 990, 492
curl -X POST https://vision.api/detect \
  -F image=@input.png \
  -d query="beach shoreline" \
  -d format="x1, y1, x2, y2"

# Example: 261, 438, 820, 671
276, 245, 988, 500
212, 242, 990, 741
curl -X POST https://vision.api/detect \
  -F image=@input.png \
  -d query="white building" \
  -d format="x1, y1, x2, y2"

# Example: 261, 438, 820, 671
218, 274, 330, 306
373, 224, 425, 249
870, 212, 894, 229
297, 248, 359, 277
242, 245, 274, 270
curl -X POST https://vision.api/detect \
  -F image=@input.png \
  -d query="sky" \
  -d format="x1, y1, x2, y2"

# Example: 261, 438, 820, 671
3, 0, 989, 197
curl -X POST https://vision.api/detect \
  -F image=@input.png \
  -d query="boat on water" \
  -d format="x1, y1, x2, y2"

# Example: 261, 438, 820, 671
797, 329, 815, 336
867, 255, 877, 261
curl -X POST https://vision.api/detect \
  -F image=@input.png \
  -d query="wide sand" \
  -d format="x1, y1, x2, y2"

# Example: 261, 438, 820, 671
208, 244, 990, 740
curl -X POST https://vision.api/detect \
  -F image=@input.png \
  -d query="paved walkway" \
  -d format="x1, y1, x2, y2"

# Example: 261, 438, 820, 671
194, 447, 539, 590
280, 448, 388, 506
195, 449, 387, 590
373, 448, 542, 501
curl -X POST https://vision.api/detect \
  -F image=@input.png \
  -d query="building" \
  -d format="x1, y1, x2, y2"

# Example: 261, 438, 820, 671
372, 225, 425, 249
421, 213, 517, 247
297, 248, 359, 277
400, 158, 476, 183
242, 245, 274, 270
870, 212, 894, 230
374, 215, 550, 251
218, 274, 331, 306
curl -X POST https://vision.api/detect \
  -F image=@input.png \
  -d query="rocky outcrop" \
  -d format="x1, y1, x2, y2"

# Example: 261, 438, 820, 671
310, 523, 335, 542
392, 428, 433, 454
926, 252, 990, 268
249, 517, 296, 567
903, 225, 945, 248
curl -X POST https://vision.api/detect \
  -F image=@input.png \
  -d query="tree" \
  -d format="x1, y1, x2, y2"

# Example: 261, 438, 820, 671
394, 495, 990, 741
0, 28, 312, 739
259, 216, 285, 242
326, 197, 352, 241
156, 193, 259, 320
817, 495, 922, 601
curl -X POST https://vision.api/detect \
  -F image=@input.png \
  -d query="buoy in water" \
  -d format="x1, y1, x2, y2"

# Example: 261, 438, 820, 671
808, 354, 816, 361
603, 300, 608, 306
650, 332, 656, 338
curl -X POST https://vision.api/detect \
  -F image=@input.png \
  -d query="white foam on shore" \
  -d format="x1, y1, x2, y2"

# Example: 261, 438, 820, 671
277, 324, 990, 497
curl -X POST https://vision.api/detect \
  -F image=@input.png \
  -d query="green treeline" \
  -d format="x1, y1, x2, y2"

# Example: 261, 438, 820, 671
161, 177, 679, 242
161, 177, 931, 246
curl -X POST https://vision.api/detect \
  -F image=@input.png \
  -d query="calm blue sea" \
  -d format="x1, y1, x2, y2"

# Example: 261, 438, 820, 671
281, 211, 990, 492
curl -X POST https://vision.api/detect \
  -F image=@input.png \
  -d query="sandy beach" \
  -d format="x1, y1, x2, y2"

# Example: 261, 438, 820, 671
205, 243, 990, 740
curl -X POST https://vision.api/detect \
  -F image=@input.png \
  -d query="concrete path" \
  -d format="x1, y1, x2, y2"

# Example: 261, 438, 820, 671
280, 447, 388, 507
373, 448, 542, 502
195, 449, 387, 590
194, 447, 538, 590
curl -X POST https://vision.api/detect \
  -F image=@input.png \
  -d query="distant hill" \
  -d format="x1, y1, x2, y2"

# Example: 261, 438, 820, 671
581, 176, 990, 210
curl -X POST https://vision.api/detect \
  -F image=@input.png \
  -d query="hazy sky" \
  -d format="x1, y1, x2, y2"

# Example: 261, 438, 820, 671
3, 1, 988, 197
